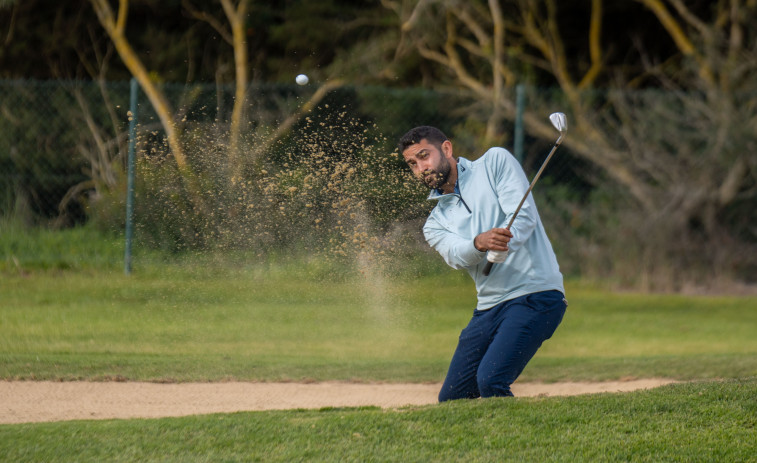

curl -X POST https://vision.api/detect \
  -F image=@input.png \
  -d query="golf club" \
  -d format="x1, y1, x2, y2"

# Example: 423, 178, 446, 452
482, 112, 568, 276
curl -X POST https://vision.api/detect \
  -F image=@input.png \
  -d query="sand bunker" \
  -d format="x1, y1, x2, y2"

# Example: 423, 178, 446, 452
0, 379, 675, 424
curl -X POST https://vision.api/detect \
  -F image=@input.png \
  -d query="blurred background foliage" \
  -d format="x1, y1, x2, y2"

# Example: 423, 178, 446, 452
0, 0, 755, 291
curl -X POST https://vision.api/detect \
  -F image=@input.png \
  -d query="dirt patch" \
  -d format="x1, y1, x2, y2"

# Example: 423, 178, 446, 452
0, 379, 676, 424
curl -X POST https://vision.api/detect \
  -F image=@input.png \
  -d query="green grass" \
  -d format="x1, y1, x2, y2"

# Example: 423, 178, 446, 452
2, 258, 757, 383
1, 378, 755, 462
0, 220, 126, 272
2, 225, 757, 461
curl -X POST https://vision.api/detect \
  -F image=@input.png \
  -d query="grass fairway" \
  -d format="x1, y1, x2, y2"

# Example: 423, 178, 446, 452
2, 226, 757, 461
1, 378, 755, 462
1, 263, 757, 383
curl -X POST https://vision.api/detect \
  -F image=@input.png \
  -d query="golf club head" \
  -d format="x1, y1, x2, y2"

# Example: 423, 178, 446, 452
549, 112, 568, 133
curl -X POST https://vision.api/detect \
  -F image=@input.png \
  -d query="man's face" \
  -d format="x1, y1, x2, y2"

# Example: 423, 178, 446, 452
402, 139, 453, 190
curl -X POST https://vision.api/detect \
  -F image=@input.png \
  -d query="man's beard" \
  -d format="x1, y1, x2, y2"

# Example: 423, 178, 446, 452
421, 157, 452, 190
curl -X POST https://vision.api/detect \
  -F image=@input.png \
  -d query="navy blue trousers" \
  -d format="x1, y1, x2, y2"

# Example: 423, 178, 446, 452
438, 290, 567, 402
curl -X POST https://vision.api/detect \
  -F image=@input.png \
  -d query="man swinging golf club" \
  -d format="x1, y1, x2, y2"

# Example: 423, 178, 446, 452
399, 116, 567, 401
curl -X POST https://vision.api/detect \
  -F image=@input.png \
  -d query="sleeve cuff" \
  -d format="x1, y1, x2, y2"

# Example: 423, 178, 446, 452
460, 239, 487, 265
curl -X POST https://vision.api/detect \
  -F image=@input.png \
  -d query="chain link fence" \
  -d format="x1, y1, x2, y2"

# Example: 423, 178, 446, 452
0, 80, 121, 224
0, 79, 585, 227
2, 79, 754, 288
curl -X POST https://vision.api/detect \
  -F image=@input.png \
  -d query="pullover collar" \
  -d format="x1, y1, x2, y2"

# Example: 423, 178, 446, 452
428, 157, 470, 201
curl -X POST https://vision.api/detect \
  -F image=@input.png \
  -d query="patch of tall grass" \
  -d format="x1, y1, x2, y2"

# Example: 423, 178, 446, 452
1, 219, 124, 272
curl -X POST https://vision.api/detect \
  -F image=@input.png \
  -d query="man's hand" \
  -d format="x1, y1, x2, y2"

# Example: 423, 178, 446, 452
474, 227, 512, 252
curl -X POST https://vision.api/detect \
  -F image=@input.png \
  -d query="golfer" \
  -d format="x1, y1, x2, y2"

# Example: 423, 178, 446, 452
399, 126, 567, 402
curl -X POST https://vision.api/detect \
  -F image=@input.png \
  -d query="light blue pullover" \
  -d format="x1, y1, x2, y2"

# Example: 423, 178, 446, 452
423, 147, 564, 311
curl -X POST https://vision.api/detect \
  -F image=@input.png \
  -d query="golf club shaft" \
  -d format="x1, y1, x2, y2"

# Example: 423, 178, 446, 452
482, 133, 565, 276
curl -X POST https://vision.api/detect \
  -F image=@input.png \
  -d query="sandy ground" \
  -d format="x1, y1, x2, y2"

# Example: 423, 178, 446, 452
0, 379, 675, 424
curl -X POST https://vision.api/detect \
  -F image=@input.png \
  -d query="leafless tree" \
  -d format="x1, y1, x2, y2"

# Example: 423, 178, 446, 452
382, 0, 757, 288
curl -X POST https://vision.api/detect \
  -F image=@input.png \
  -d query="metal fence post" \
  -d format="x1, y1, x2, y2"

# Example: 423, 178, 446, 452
514, 83, 525, 162
125, 78, 138, 275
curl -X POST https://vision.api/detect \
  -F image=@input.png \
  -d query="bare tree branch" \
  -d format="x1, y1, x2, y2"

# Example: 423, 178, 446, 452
249, 80, 346, 164
89, 0, 189, 172
182, 0, 234, 44
219, 0, 249, 182
636, 0, 716, 86
578, 0, 603, 89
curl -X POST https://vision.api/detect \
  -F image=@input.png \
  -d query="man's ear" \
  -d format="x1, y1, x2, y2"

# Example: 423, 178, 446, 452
441, 140, 453, 159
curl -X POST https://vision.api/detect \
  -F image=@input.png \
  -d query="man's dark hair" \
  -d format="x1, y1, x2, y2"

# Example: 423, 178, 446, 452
397, 126, 448, 154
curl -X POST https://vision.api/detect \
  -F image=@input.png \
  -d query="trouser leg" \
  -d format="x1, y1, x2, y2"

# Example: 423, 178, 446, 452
477, 291, 566, 398
438, 308, 494, 402
438, 291, 567, 402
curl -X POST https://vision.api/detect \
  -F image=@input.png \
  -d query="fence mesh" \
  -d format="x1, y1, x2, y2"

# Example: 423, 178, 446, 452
2, 79, 754, 288
0, 79, 587, 227
1, 81, 115, 222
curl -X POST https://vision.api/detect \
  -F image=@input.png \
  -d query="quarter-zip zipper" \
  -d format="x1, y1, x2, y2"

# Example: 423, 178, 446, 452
440, 192, 471, 213
436, 191, 471, 214
458, 195, 471, 213
456, 164, 471, 213
428, 161, 471, 213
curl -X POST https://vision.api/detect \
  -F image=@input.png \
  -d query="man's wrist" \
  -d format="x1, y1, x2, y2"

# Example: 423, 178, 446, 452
473, 234, 484, 252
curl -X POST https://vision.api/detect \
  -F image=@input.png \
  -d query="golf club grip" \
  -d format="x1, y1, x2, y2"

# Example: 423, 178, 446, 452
482, 261, 494, 276
483, 207, 518, 276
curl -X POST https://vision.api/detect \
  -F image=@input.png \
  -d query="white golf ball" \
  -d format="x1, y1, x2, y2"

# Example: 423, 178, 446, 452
295, 74, 309, 85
